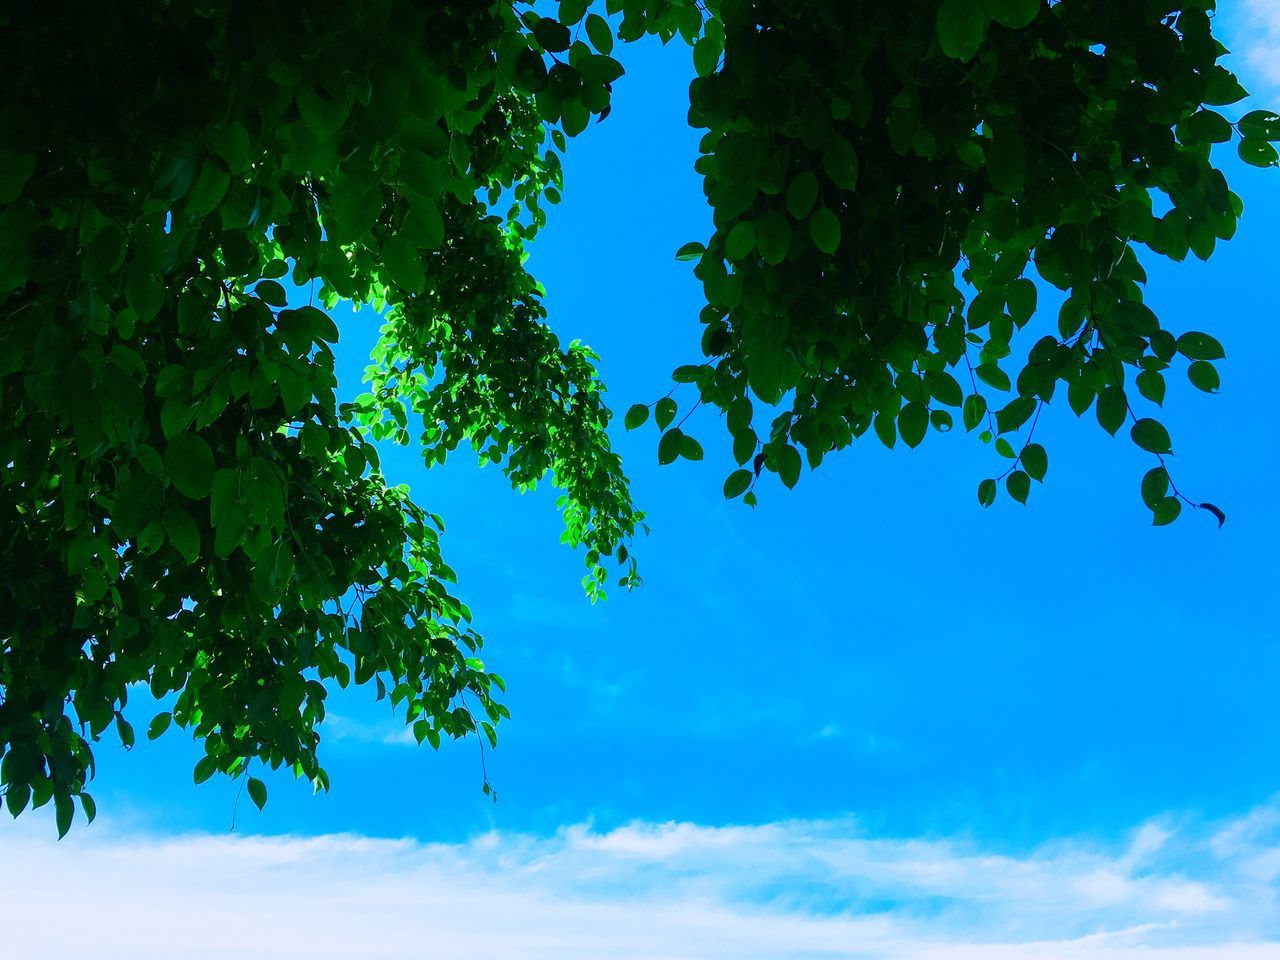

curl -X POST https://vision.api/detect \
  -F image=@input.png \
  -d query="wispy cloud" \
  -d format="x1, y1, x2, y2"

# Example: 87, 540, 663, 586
1231, 1, 1280, 90
3, 803, 1280, 959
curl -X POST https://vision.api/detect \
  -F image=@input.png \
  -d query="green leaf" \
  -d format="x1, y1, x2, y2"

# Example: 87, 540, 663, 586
655, 397, 677, 431
1187, 360, 1220, 393
1020, 442, 1047, 481
5, 782, 30, 818
985, 129, 1026, 194
585, 13, 614, 54
658, 428, 683, 465
513, 47, 549, 93
693, 35, 720, 77
680, 435, 704, 461
210, 468, 241, 530
1096, 386, 1127, 436
1239, 138, 1279, 168
755, 211, 791, 265
975, 363, 1010, 392
83, 224, 127, 281
1141, 466, 1169, 509
193, 755, 218, 785
162, 506, 201, 563
624, 403, 649, 430
0, 149, 36, 204
809, 206, 841, 255
898, 402, 928, 448
1152, 496, 1182, 526
1005, 279, 1037, 326
1067, 380, 1094, 417
723, 469, 752, 499
786, 172, 819, 219
533, 17, 572, 52
55, 794, 74, 839
821, 136, 859, 191
1177, 331, 1225, 361
726, 221, 757, 260
977, 478, 997, 507
1185, 109, 1233, 144
995, 397, 1035, 433
167, 434, 216, 500
1006, 470, 1030, 504
775, 444, 802, 488
185, 160, 229, 219
1130, 417, 1172, 455
1239, 109, 1280, 141
381, 235, 426, 294
675, 241, 705, 262
873, 412, 896, 448
256, 279, 287, 307
937, 0, 988, 61
113, 473, 164, 539
1135, 370, 1166, 406
981, 0, 1039, 28
962, 394, 987, 431
247, 776, 268, 811
207, 121, 250, 173
147, 712, 173, 741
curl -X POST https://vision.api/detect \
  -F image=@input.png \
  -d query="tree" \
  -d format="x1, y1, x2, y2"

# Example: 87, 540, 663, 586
0, 0, 1268, 835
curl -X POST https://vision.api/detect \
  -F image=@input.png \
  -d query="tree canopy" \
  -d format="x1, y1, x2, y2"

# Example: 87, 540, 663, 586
0, 0, 1270, 835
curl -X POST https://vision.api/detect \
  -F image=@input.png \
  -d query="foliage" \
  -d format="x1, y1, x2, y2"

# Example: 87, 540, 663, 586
637, 0, 1266, 527
0, 0, 1268, 834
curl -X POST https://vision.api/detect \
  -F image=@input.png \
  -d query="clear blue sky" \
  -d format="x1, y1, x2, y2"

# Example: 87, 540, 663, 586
7, 11, 1280, 958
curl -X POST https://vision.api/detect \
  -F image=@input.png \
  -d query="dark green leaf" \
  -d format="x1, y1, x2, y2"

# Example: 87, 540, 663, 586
1135, 370, 1165, 406
1006, 470, 1030, 504
723, 469, 752, 499
167, 434, 216, 500
962, 394, 987, 431
1152, 496, 1181, 526
937, 0, 987, 60
775, 444, 802, 488
1187, 360, 1220, 393
256, 279, 287, 307
808, 207, 841, 255
786, 172, 819, 219
821, 136, 859, 191
247, 776, 267, 811
1140, 466, 1169, 509
193, 755, 218, 785
624, 403, 649, 430
1199, 502, 1226, 528
655, 397, 677, 431
898, 402, 928, 448
1096, 386, 1127, 436
147, 712, 173, 741
658, 428, 683, 465
1177, 332, 1224, 361
1020, 442, 1047, 481
1130, 417, 1172, 455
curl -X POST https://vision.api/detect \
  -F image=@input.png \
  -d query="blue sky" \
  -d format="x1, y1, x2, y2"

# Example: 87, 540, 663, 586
6, 6, 1280, 958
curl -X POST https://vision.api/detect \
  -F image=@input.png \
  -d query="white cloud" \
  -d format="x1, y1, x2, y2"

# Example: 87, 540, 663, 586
3, 803, 1280, 959
1233, 1, 1280, 89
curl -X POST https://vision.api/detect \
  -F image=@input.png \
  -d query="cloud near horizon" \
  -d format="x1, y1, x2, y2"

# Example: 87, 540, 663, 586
4, 803, 1280, 959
